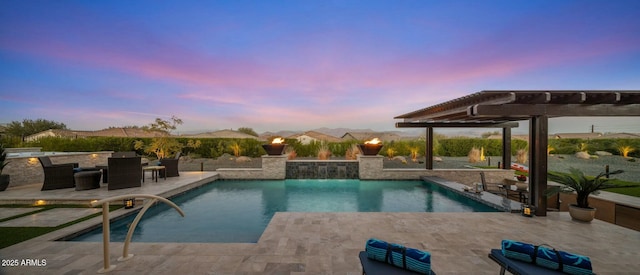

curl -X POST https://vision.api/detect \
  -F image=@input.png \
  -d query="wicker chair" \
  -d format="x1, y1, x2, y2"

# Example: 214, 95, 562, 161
159, 152, 180, 178
39, 157, 77, 191
107, 157, 142, 190
111, 151, 138, 158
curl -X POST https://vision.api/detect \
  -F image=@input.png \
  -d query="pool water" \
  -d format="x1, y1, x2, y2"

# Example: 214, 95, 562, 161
71, 179, 498, 243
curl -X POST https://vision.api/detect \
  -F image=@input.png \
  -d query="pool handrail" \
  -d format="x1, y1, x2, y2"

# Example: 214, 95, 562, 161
90, 194, 185, 273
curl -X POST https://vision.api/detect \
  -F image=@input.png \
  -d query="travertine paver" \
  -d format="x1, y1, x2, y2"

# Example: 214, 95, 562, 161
1, 212, 639, 274
0, 208, 42, 220
1, 172, 639, 274
0, 208, 101, 227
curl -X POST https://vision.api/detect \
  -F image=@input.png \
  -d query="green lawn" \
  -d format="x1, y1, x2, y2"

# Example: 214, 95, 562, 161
0, 204, 122, 249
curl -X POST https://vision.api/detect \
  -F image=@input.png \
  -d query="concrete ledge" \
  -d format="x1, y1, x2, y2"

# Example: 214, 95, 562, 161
422, 176, 521, 212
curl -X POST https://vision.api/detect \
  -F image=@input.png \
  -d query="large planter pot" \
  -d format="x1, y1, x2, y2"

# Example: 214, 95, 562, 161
0, 174, 9, 191
569, 204, 596, 222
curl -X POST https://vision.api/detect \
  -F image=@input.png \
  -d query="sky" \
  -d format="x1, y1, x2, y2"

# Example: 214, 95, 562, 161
1, 0, 639, 135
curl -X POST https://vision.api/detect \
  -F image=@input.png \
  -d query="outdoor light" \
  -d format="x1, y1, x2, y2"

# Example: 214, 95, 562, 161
521, 204, 535, 217
124, 198, 135, 209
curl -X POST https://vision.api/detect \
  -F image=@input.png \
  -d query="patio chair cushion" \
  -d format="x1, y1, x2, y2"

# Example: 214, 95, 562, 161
501, 240, 593, 275
489, 249, 566, 275
365, 238, 432, 274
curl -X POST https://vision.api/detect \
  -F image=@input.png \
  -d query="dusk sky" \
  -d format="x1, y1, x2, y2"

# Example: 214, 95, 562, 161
1, 0, 639, 135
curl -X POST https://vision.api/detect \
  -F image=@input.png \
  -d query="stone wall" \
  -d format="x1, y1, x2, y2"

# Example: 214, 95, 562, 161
217, 155, 287, 179
285, 160, 358, 179
3, 152, 113, 187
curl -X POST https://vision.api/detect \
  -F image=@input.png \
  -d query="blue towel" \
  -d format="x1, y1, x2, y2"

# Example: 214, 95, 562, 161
365, 238, 431, 274
501, 240, 593, 275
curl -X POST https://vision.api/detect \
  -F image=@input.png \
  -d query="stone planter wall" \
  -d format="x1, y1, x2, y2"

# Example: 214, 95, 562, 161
217, 155, 287, 179
3, 152, 113, 188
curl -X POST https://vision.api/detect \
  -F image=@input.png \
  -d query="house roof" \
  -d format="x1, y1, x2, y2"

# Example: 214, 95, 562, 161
341, 132, 403, 142
287, 131, 342, 142
26, 127, 166, 140
183, 129, 264, 140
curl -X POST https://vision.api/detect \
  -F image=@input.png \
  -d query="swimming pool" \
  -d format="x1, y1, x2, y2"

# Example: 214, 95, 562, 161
71, 179, 498, 243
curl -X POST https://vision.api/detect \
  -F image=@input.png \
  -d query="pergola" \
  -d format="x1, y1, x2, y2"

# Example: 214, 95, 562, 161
395, 90, 640, 216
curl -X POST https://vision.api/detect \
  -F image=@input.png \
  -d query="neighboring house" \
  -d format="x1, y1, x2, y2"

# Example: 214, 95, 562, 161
24, 128, 163, 141
287, 131, 342, 145
183, 129, 264, 140
552, 132, 604, 140
341, 132, 404, 142
601, 133, 640, 139
486, 134, 530, 142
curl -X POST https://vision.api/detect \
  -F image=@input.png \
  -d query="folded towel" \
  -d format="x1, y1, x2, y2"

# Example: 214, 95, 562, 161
365, 238, 431, 274
501, 240, 593, 275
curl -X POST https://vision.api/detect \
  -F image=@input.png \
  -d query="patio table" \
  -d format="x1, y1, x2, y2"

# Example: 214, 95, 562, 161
143, 165, 166, 182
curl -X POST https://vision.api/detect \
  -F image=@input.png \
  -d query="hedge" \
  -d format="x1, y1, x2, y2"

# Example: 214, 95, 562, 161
5, 136, 639, 159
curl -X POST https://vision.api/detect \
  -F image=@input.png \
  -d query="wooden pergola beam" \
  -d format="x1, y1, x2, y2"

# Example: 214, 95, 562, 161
470, 104, 640, 117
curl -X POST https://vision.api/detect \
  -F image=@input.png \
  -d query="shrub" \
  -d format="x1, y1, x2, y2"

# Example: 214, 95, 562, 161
345, 144, 361, 160
516, 149, 528, 164
317, 143, 331, 160
468, 147, 481, 163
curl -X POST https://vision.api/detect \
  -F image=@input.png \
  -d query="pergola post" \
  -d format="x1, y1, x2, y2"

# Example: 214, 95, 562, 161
425, 127, 433, 169
502, 127, 511, 169
529, 115, 548, 216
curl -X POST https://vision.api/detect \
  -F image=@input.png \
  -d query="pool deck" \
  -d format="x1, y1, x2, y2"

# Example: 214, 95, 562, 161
1, 173, 639, 274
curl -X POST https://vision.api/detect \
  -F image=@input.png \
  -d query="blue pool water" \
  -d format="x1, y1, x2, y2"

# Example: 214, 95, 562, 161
72, 179, 498, 243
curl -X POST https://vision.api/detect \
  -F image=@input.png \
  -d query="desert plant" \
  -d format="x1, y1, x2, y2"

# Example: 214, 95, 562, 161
386, 147, 396, 159
409, 147, 420, 162
545, 168, 637, 208
285, 147, 297, 160
516, 149, 528, 164
317, 143, 331, 160
134, 116, 183, 159
229, 142, 242, 157
468, 147, 481, 163
618, 145, 635, 158
578, 142, 588, 152
345, 144, 361, 160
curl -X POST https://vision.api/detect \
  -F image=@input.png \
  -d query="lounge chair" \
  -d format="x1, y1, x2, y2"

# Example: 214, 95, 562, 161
107, 157, 142, 190
159, 152, 180, 178
39, 157, 76, 190
359, 251, 435, 275
480, 172, 508, 197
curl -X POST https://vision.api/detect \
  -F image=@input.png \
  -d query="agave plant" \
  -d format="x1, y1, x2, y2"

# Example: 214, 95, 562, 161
545, 167, 636, 208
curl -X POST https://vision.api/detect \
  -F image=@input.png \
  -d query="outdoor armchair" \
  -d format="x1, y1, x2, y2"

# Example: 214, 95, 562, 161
39, 156, 77, 191
159, 152, 181, 178
107, 156, 142, 190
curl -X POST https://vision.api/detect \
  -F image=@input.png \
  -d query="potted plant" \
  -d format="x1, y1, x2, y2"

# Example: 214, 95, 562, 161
545, 167, 636, 222
0, 144, 10, 191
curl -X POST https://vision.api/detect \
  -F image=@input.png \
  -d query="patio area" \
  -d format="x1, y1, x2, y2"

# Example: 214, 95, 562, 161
0, 174, 639, 274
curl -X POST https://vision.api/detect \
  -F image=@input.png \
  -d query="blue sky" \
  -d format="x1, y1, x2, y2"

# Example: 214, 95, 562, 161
1, 0, 639, 134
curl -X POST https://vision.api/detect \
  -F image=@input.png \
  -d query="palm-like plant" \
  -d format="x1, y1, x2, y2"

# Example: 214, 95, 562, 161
545, 167, 634, 208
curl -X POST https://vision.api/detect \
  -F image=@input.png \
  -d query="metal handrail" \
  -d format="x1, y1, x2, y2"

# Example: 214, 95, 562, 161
90, 194, 185, 273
